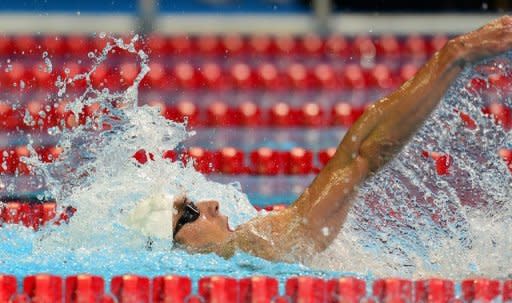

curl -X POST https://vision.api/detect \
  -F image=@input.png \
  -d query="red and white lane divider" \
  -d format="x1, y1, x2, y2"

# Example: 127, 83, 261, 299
0, 274, 510, 303
2, 145, 512, 176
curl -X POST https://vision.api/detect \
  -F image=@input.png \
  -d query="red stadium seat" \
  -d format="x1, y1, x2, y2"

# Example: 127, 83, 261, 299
286, 63, 314, 90
399, 63, 420, 83
90, 63, 109, 88
198, 276, 238, 303
65, 35, 91, 56
404, 34, 428, 58
415, 279, 455, 303
482, 102, 511, 129
352, 36, 376, 59
236, 101, 262, 126
331, 102, 364, 127
375, 34, 401, 58
169, 35, 193, 56
173, 62, 199, 89
230, 63, 257, 90
0, 275, 17, 303
153, 276, 192, 303
325, 35, 350, 58
41, 35, 65, 56
12, 35, 37, 55
275, 35, 298, 56
343, 64, 366, 89
299, 102, 325, 127
0, 35, 12, 55
195, 35, 221, 57
367, 64, 396, 89
0, 101, 23, 131
2, 202, 22, 224
461, 279, 501, 303
286, 277, 326, 303
257, 63, 287, 90
313, 63, 341, 90
250, 148, 286, 175
429, 34, 449, 55
3, 62, 27, 88
145, 34, 169, 57
326, 277, 366, 303
239, 276, 278, 303
111, 275, 150, 303
143, 62, 170, 89
165, 100, 200, 126
373, 278, 412, 303
119, 62, 139, 88
65, 275, 105, 303
23, 275, 63, 303
219, 147, 246, 174
248, 34, 274, 56
269, 102, 298, 126
185, 147, 220, 174
32, 61, 57, 89
504, 280, 512, 302
206, 101, 239, 126
300, 34, 324, 56
200, 62, 229, 90
286, 147, 314, 174
318, 147, 337, 168
221, 34, 246, 57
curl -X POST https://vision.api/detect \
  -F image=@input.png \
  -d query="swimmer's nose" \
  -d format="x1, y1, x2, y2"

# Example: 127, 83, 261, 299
198, 200, 220, 217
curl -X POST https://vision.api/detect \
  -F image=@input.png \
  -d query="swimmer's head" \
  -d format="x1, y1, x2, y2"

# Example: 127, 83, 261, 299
172, 197, 233, 250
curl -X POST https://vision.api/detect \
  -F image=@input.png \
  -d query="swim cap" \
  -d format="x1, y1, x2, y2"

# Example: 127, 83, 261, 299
122, 191, 176, 240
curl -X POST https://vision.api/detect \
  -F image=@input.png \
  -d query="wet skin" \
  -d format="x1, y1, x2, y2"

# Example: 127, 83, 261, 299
171, 16, 512, 262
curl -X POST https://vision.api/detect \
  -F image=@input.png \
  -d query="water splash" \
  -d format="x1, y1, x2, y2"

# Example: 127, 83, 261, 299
0, 35, 274, 280
311, 57, 512, 279
1, 34, 512, 280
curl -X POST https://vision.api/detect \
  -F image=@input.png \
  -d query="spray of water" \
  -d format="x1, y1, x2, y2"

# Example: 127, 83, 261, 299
0, 35, 511, 280
310, 58, 512, 279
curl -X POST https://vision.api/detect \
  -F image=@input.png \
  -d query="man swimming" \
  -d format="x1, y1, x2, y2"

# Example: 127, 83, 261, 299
167, 16, 512, 262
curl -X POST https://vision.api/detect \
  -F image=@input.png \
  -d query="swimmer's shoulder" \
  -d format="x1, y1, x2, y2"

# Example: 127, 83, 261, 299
221, 207, 315, 262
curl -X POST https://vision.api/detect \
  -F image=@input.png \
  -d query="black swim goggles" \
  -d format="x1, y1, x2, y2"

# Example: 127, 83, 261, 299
173, 200, 200, 238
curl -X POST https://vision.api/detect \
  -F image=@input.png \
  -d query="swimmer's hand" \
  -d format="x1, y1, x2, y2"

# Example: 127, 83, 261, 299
453, 16, 512, 64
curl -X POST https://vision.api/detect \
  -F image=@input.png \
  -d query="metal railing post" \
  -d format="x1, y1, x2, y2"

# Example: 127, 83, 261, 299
138, 0, 158, 35
313, 0, 332, 33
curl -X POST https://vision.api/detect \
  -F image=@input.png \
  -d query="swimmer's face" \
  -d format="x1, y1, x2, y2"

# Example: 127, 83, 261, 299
172, 199, 232, 250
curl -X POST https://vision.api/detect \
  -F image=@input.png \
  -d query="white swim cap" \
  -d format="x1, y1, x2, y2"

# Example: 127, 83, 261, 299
122, 191, 176, 240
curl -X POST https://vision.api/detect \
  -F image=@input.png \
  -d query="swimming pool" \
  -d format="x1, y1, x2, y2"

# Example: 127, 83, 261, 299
1, 33, 512, 302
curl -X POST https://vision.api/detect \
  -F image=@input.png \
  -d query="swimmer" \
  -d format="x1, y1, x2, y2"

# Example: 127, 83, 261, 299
168, 16, 512, 262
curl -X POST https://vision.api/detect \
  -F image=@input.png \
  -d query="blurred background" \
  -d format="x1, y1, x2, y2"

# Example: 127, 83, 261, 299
0, 0, 507, 207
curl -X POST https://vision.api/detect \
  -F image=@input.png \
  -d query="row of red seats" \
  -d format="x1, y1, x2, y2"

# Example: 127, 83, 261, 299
0, 100, 366, 131
0, 34, 448, 58
0, 145, 337, 175
0, 61, 418, 91
0, 202, 74, 230
0, 274, 509, 303
3, 144, 512, 176
3, 98, 511, 131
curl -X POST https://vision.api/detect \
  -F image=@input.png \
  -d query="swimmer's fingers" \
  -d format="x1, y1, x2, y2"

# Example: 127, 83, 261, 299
454, 15, 512, 62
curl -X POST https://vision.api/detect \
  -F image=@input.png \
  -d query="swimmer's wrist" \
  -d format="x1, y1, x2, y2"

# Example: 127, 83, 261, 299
442, 38, 468, 70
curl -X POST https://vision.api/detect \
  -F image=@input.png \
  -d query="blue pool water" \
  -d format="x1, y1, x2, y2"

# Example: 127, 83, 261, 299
0, 35, 511, 283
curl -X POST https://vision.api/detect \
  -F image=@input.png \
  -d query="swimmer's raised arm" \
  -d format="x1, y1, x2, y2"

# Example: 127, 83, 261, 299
228, 16, 512, 262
